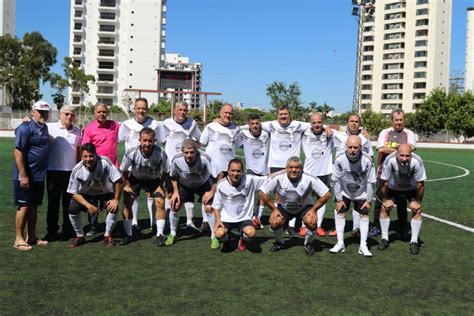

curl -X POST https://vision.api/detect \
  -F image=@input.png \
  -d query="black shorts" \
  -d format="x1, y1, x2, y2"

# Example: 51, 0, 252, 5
387, 189, 417, 203
179, 181, 213, 204
270, 167, 285, 173
68, 193, 115, 215
338, 196, 370, 215
14, 180, 45, 208
129, 175, 162, 197
223, 220, 253, 232
164, 176, 173, 194
278, 204, 312, 227
317, 175, 330, 187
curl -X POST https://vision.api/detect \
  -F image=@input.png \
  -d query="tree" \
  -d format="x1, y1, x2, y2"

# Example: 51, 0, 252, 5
0, 32, 57, 109
361, 109, 389, 137
315, 102, 335, 119
415, 88, 448, 135
49, 73, 69, 110
266, 81, 308, 120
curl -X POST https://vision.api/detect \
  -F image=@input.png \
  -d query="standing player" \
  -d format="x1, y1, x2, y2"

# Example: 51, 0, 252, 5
119, 127, 169, 246
118, 98, 163, 233
330, 136, 376, 257
213, 158, 267, 252
238, 113, 270, 229
301, 112, 333, 237
13, 101, 51, 250
373, 109, 416, 239
67, 143, 122, 248
168, 140, 219, 248
378, 144, 426, 254
260, 157, 331, 255
162, 101, 201, 231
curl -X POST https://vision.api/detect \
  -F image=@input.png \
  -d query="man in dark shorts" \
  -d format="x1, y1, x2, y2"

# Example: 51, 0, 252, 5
13, 101, 51, 251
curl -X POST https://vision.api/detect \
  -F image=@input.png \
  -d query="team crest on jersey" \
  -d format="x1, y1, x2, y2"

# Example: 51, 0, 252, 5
220, 144, 232, 154
279, 141, 291, 151
346, 183, 361, 193
311, 149, 322, 158
252, 149, 264, 159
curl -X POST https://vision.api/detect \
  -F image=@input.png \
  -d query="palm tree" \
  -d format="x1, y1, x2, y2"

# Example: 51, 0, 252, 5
315, 102, 335, 119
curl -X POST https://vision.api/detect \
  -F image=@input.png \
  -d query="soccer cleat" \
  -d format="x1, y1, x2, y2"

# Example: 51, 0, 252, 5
286, 227, 299, 238
210, 237, 220, 250
165, 234, 176, 246
358, 245, 373, 257
86, 227, 96, 236
351, 228, 361, 239
104, 235, 114, 248
186, 223, 201, 232
410, 242, 420, 255
304, 243, 315, 256
237, 238, 247, 252
329, 243, 345, 254
252, 216, 264, 230
317, 227, 327, 237
269, 242, 285, 253
68, 236, 86, 248
328, 229, 337, 237
132, 224, 138, 236
299, 226, 307, 237
378, 238, 389, 250
119, 236, 133, 246
369, 226, 381, 237
156, 234, 165, 247
200, 221, 210, 232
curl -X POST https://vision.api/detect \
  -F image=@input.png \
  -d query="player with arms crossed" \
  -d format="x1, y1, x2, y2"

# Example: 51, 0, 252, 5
378, 144, 426, 254
168, 140, 219, 248
330, 135, 376, 257
260, 157, 331, 255
119, 127, 169, 246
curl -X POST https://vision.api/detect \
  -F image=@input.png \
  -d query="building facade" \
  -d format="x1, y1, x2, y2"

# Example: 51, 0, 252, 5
465, 7, 474, 93
68, 0, 167, 107
0, 0, 15, 107
355, 0, 452, 114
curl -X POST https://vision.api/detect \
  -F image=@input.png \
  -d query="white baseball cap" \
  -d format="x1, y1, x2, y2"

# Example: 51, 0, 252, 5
32, 101, 51, 112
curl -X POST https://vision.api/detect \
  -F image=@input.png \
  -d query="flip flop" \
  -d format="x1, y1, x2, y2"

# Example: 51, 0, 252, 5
13, 243, 32, 251
27, 239, 49, 246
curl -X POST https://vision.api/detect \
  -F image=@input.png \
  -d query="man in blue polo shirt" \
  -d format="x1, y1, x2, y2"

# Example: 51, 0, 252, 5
13, 101, 51, 251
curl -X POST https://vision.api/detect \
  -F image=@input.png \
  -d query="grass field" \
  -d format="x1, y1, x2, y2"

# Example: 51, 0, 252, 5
0, 138, 473, 315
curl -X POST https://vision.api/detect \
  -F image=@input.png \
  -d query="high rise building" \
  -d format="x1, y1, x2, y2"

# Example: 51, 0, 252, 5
354, 0, 452, 114
68, 0, 167, 107
0, 0, 15, 107
465, 7, 474, 93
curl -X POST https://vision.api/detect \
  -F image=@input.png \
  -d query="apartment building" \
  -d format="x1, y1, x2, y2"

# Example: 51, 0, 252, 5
356, 0, 452, 114
0, 0, 15, 107
465, 7, 474, 93
69, 0, 167, 107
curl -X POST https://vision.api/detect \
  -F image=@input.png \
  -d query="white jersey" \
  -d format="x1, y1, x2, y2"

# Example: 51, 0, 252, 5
381, 152, 427, 191
302, 129, 333, 176
199, 122, 242, 173
47, 121, 81, 171
262, 120, 308, 168
212, 175, 267, 223
67, 156, 121, 196
261, 171, 329, 214
238, 126, 270, 175
169, 152, 218, 188
333, 130, 373, 158
118, 117, 164, 151
162, 117, 201, 159
332, 153, 376, 201
120, 145, 169, 180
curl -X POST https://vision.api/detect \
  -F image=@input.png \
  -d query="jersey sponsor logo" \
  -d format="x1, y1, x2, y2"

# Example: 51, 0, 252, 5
311, 149, 322, 159
220, 144, 232, 154
175, 143, 182, 152
252, 148, 265, 159
279, 141, 291, 151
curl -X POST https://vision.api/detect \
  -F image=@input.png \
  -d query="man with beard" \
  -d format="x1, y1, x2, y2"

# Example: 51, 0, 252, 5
378, 144, 426, 254
330, 136, 376, 257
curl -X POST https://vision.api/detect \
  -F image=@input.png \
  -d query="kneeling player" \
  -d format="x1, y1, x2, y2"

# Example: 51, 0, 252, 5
259, 156, 331, 255
119, 128, 169, 246
67, 143, 122, 248
378, 144, 426, 254
168, 140, 219, 248
213, 158, 267, 252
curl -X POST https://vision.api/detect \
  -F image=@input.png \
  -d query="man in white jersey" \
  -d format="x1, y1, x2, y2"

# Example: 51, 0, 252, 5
45, 105, 81, 241
162, 101, 201, 231
378, 144, 426, 254
118, 98, 164, 234
373, 109, 416, 240
333, 113, 373, 238
213, 158, 267, 252
301, 112, 333, 237
167, 140, 219, 249
330, 136, 376, 257
237, 113, 270, 229
260, 157, 331, 255
119, 128, 169, 246
67, 143, 122, 248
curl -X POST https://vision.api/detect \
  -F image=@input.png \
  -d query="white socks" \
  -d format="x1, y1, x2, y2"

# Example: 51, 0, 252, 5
257, 205, 264, 219
69, 213, 84, 236
201, 204, 208, 223
352, 209, 360, 230
156, 219, 165, 236
410, 218, 422, 243
304, 229, 315, 245
359, 216, 369, 248
124, 219, 133, 237
380, 217, 390, 240
132, 198, 139, 226
334, 210, 346, 245
105, 212, 117, 237
169, 211, 179, 236
148, 198, 155, 227
289, 218, 296, 228
207, 212, 216, 238
317, 205, 326, 228
184, 202, 194, 225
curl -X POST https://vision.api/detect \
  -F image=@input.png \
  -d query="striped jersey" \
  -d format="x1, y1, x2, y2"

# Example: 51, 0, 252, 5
380, 152, 427, 191
169, 152, 218, 188
120, 145, 169, 180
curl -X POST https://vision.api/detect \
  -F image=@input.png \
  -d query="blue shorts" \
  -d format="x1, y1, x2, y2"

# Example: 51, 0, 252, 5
14, 180, 45, 208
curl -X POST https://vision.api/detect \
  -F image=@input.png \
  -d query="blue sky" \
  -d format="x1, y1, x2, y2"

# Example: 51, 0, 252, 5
16, 0, 472, 112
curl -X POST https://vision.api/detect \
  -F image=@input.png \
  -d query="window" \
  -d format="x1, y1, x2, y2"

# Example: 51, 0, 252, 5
381, 104, 401, 110
382, 94, 402, 100
100, 0, 116, 7
100, 12, 116, 20
362, 75, 372, 81
413, 93, 426, 99
364, 26, 373, 32
383, 83, 403, 90
414, 50, 428, 57
97, 86, 114, 94
361, 94, 372, 100
413, 82, 427, 89
415, 40, 428, 47
100, 25, 115, 32
385, 12, 405, 20
414, 72, 427, 78
98, 74, 114, 81
383, 53, 404, 60
383, 73, 403, 80
73, 47, 82, 55
362, 65, 373, 71
416, 8, 429, 15
363, 36, 374, 42
363, 45, 374, 52
98, 61, 114, 69
98, 37, 115, 44
416, 29, 428, 36
384, 43, 404, 50
73, 35, 82, 42
363, 55, 373, 61
383, 63, 403, 70
361, 84, 372, 90
74, 10, 82, 17
384, 32, 404, 40
385, 22, 405, 30
414, 61, 427, 68
417, 0, 428, 4
74, 0, 82, 5
98, 49, 115, 57
72, 96, 80, 104
385, 2, 404, 10
74, 23, 82, 30
416, 19, 429, 26
97, 97, 113, 105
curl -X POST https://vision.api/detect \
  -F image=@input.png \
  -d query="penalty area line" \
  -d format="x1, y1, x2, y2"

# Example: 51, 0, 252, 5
409, 209, 474, 233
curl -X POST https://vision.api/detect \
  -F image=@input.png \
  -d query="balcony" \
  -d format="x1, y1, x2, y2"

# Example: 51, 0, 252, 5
96, 86, 115, 96
97, 39, 116, 48
73, 0, 84, 7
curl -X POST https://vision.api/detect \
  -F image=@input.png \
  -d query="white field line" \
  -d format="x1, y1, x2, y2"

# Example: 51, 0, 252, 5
423, 160, 470, 182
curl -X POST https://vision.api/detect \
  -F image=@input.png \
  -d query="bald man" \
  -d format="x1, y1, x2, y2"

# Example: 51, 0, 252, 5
378, 144, 426, 254
330, 135, 376, 257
